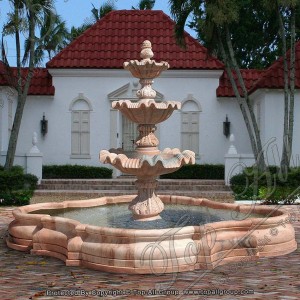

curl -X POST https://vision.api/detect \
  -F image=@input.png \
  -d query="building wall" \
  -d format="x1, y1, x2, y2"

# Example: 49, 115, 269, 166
1, 68, 254, 170
262, 90, 300, 167
0, 87, 16, 162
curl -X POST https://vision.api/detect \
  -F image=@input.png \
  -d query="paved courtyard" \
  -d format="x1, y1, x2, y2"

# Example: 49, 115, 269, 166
0, 204, 299, 300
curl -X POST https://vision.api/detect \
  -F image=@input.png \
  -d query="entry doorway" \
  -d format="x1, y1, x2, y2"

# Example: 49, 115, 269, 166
122, 117, 138, 152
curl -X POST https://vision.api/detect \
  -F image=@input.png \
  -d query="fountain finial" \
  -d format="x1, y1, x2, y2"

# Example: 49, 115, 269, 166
140, 40, 154, 61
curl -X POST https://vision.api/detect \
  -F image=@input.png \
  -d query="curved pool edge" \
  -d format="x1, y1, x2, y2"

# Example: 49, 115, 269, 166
6, 195, 297, 274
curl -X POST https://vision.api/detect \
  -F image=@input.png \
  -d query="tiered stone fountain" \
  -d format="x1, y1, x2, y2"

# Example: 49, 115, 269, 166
6, 41, 297, 274
100, 40, 195, 221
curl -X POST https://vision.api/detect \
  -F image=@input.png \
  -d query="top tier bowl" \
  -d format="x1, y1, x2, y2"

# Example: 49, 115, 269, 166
123, 40, 169, 79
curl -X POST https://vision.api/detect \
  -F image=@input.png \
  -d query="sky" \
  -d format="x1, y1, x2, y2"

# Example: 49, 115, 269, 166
0, 0, 196, 66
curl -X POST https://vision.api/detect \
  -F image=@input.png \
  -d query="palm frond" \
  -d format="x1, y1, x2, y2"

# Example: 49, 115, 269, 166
99, 2, 116, 18
169, 0, 202, 47
138, 0, 155, 10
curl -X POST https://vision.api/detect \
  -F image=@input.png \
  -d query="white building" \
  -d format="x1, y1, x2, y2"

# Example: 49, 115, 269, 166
0, 10, 299, 175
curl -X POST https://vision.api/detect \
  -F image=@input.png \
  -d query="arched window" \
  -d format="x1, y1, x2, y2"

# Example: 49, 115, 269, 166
181, 95, 201, 158
69, 94, 93, 158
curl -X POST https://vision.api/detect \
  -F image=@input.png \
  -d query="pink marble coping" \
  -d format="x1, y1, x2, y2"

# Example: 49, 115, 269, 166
6, 196, 297, 274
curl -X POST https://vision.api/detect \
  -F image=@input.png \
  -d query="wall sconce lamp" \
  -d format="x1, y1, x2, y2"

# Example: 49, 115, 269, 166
41, 113, 48, 136
223, 115, 230, 138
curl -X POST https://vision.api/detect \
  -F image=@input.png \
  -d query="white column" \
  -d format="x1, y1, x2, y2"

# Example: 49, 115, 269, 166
224, 134, 241, 185
26, 132, 43, 184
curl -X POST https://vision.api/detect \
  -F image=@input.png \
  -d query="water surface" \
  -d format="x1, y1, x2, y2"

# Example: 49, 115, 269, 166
31, 204, 263, 229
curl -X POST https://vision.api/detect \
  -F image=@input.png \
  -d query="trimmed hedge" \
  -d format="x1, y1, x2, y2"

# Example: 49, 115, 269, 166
230, 166, 300, 204
160, 164, 224, 179
43, 165, 113, 179
0, 166, 38, 206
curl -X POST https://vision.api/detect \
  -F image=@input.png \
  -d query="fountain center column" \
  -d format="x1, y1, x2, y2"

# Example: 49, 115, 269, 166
129, 177, 164, 221
136, 79, 156, 103
135, 124, 159, 155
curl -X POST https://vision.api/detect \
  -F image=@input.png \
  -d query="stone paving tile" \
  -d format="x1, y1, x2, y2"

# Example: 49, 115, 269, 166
0, 205, 299, 300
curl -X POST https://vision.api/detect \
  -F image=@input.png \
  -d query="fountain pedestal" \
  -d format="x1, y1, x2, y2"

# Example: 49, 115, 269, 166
129, 177, 163, 220
100, 40, 195, 220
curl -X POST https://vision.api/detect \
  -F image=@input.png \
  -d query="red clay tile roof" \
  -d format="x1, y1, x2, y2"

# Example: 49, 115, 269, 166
47, 10, 224, 70
218, 41, 300, 97
217, 69, 265, 97
249, 41, 300, 94
0, 62, 54, 95
0, 61, 11, 86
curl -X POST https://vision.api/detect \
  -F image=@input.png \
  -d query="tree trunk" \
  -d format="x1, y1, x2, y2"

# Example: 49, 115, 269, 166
277, 3, 290, 173
4, 10, 36, 170
219, 29, 265, 172
4, 93, 27, 169
288, 6, 296, 166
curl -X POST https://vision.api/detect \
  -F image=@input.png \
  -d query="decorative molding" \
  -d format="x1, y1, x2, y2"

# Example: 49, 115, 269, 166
181, 94, 202, 112
69, 93, 93, 111
48, 69, 127, 77
48, 68, 223, 79
107, 83, 130, 100
160, 70, 223, 78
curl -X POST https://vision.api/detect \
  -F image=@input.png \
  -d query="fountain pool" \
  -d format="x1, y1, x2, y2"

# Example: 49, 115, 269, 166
6, 40, 297, 274
7, 195, 296, 274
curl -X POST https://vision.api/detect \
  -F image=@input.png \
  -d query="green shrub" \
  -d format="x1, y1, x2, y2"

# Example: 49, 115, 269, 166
160, 164, 224, 179
0, 191, 33, 206
43, 164, 113, 179
230, 166, 300, 204
258, 186, 299, 204
0, 166, 38, 206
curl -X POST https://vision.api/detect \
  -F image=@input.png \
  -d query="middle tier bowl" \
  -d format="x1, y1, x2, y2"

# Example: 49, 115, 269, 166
112, 100, 181, 124
100, 148, 195, 177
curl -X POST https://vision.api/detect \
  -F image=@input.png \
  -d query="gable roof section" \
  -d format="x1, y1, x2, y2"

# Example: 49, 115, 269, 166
249, 41, 300, 94
26, 68, 55, 95
217, 41, 300, 97
0, 61, 54, 95
47, 10, 224, 70
217, 69, 265, 97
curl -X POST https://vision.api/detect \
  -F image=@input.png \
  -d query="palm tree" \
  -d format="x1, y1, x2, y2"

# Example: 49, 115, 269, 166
67, 1, 116, 44
23, 13, 68, 65
67, 24, 91, 43
2, 0, 55, 170
267, 0, 298, 173
169, 0, 266, 172
91, 1, 116, 21
132, 0, 155, 10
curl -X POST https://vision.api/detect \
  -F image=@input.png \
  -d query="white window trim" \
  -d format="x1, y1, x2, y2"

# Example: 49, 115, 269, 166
70, 93, 92, 159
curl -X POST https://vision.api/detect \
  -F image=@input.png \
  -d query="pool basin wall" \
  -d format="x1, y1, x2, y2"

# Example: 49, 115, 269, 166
6, 195, 297, 274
